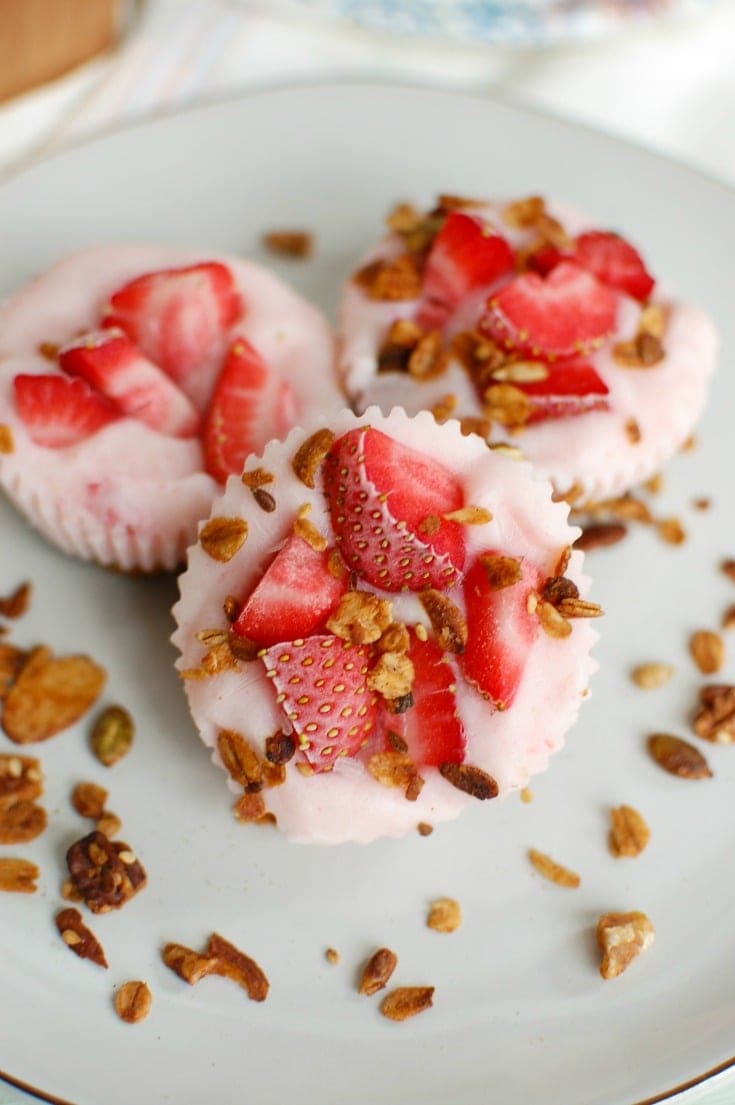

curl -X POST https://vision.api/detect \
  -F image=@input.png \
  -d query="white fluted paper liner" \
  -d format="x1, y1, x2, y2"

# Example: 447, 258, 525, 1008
172, 406, 598, 845
0, 244, 340, 570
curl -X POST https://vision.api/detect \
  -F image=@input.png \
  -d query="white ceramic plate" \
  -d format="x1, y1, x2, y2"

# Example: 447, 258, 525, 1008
1, 83, 734, 1105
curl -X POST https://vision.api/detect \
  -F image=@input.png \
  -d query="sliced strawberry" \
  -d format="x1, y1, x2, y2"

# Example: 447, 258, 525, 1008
389, 632, 466, 766
323, 426, 465, 593
574, 231, 655, 302
13, 373, 120, 448
460, 552, 540, 710
519, 359, 610, 424
526, 243, 567, 276
103, 262, 243, 408
261, 635, 379, 772
232, 534, 346, 648
417, 211, 514, 328
481, 261, 617, 358
202, 337, 295, 483
59, 328, 200, 438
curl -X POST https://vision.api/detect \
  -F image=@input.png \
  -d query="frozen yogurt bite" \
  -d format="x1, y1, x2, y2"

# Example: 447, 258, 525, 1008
0, 245, 340, 570
339, 194, 717, 502
173, 407, 599, 844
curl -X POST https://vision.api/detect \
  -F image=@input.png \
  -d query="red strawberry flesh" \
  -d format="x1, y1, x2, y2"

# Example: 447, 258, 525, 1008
103, 262, 243, 409
481, 261, 617, 358
202, 337, 295, 483
59, 328, 201, 438
262, 635, 378, 772
13, 373, 120, 448
232, 534, 346, 648
460, 552, 540, 709
388, 632, 466, 766
574, 230, 655, 302
323, 426, 465, 592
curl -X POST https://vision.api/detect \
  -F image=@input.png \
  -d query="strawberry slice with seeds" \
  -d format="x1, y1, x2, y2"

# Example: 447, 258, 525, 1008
417, 211, 514, 329
232, 534, 346, 648
202, 337, 296, 483
518, 359, 610, 424
103, 262, 243, 408
460, 552, 541, 709
262, 635, 379, 772
573, 231, 655, 302
481, 261, 617, 358
59, 328, 200, 438
13, 373, 120, 448
389, 632, 466, 766
323, 426, 465, 593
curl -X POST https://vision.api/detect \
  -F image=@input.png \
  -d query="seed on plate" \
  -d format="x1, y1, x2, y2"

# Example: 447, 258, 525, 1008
630, 662, 674, 690
426, 898, 462, 933
114, 980, 152, 1023
380, 986, 434, 1022
90, 706, 134, 767
609, 805, 650, 858
358, 948, 397, 996
689, 630, 725, 675
647, 733, 712, 779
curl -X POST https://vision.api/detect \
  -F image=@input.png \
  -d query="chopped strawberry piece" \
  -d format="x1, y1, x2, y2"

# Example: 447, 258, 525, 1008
574, 231, 655, 302
232, 534, 346, 648
59, 328, 200, 438
13, 373, 120, 448
202, 337, 295, 483
481, 261, 617, 358
389, 632, 466, 766
526, 244, 567, 276
460, 553, 541, 709
417, 211, 514, 328
103, 262, 243, 408
323, 426, 465, 593
519, 359, 610, 424
262, 635, 379, 772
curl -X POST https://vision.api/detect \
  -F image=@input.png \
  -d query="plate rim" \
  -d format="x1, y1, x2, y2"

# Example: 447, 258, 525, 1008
0, 77, 734, 1105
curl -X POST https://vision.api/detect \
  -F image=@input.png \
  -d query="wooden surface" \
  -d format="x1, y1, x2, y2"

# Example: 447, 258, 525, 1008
0, 0, 120, 102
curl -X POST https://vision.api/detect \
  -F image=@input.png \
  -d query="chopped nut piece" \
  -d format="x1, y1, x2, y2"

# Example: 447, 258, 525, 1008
426, 897, 461, 933
643, 472, 664, 494
233, 792, 267, 821
436, 193, 485, 211
597, 911, 654, 980
478, 553, 522, 590
443, 505, 493, 525
528, 849, 580, 888
552, 481, 584, 505
55, 907, 108, 968
625, 418, 642, 444
199, 516, 248, 562
721, 559, 735, 584
536, 600, 572, 639
292, 428, 335, 489
96, 811, 122, 837
223, 596, 242, 623
294, 515, 328, 552
367, 651, 414, 702
613, 331, 664, 368
264, 732, 296, 765
483, 383, 531, 430
262, 229, 313, 258
722, 605, 735, 631
355, 253, 423, 301
71, 781, 108, 819
327, 591, 392, 645
376, 623, 410, 655
439, 762, 498, 800
66, 830, 146, 913
367, 751, 418, 791
581, 495, 652, 524
0, 424, 14, 453
417, 821, 434, 836
430, 394, 458, 423
541, 575, 579, 607
491, 360, 549, 384
0, 753, 42, 810
0, 582, 31, 619
520, 787, 533, 804
0, 800, 46, 844
609, 805, 650, 858
639, 303, 667, 338
502, 195, 545, 228
693, 497, 710, 511
419, 590, 467, 653
381, 986, 434, 1022
325, 947, 340, 965
0, 856, 38, 893
90, 705, 134, 767
114, 980, 152, 1023
252, 487, 276, 513
575, 523, 627, 551
358, 948, 398, 995
38, 341, 60, 361
61, 878, 82, 902
689, 630, 725, 675
386, 202, 422, 233
241, 467, 274, 490
554, 546, 572, 578
217, 730, 263, 792
656, 517, 686, 546
556, 597, 603, 619
162, 932, 269, 1002
459, 416, 492, 440
631, 662, 674, 690
693, 683, 735, 743
408, 331, 445, 380
3, 650, 106, 744
227, 632, 260, 662
0, 643, 27, 701
647, 733, 712, 779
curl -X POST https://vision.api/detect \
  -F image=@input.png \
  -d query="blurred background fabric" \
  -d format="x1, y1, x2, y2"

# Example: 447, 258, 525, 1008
0, 0, 733, 186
